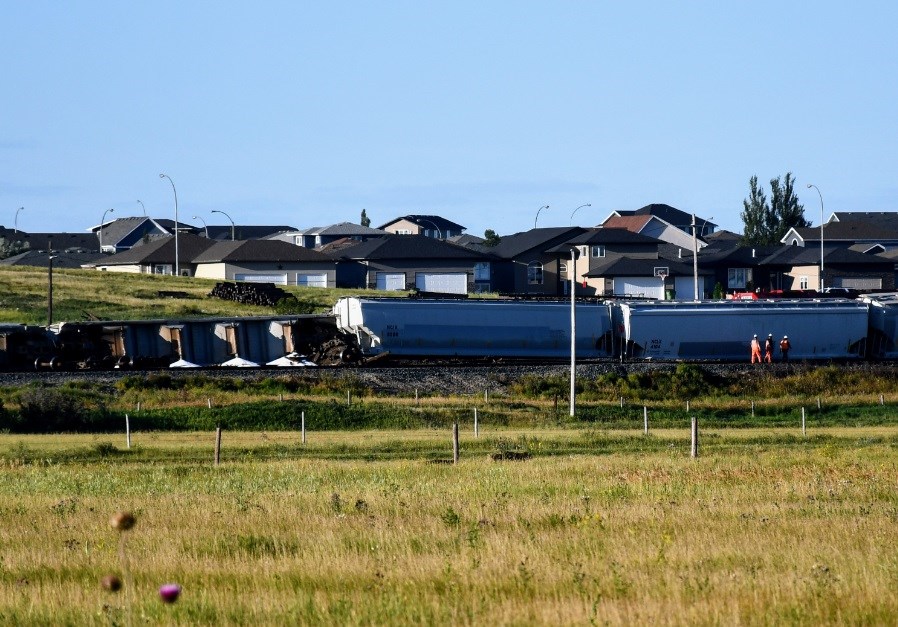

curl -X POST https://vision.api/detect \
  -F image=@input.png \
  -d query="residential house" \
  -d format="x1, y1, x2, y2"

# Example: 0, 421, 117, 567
192, 240, 336, 287
270, 222, 386, 248
0, 226, 99, 253
200, 224, 296, 241
378, 215, 465, 240
326, 235, 494, 294
87, 234, 216, 276
782, 212, 898, 252
760, 246, 895, 292
0, 249, 105, 269
482, 227, 587, 295
601, 203, 716, 249
92, 217, 178, 253
549, 229, 707, 299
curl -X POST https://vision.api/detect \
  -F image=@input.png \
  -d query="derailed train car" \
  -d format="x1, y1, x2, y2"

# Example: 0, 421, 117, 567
863, 293, 898, 358
617, 299, 870, 360
16, 314, 348, 370
333, 297, 614, 358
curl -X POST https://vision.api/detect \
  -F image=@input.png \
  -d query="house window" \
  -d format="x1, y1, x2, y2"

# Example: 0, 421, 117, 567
474, 262, 490, 281
527, 261, 543, 285
799, 275, 809, 289
728, 268, 749, 289
591, 245, 606, 258
153, 264, 173, 275
396, 229, 411, 235
294, 236, 302, 246
559, 261, 568, 276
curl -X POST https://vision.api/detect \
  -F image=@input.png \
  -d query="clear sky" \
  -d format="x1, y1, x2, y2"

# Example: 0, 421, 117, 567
3, 2, 897, 238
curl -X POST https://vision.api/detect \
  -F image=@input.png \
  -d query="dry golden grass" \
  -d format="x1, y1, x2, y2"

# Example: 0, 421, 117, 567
1, 428, 897, 625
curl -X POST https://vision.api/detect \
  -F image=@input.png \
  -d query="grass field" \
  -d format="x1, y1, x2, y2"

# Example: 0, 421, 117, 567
2, 427, 897, 625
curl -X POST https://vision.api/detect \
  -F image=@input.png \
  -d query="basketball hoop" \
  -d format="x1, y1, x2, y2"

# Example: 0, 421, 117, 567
654, 266, 669, 282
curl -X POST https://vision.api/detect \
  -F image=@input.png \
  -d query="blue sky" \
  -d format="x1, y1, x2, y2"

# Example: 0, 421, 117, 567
3, 2, 897, 238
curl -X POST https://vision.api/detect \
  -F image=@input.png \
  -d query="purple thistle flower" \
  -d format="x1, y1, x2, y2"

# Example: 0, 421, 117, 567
158, 583, 181, 604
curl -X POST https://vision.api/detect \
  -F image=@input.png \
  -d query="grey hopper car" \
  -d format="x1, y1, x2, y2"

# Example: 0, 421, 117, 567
333, 297, 613, 358
619, 299, 870, 360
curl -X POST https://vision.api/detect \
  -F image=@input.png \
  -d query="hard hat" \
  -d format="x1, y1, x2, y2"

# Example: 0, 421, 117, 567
753, 334, 757, 337
784, 335, 788, 338
768, 333, 773, 337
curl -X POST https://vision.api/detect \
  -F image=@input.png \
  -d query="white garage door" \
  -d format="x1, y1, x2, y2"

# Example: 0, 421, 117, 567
613, 277, 664, 300
416, 273, 468, 294
296, 273, 327, 288
833, 277, 882, 289
376, 272, 406, 291
235, 273, 287, 285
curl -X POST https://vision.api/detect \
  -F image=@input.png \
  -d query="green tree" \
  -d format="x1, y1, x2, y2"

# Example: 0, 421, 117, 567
741, 175, 771, 245
0, 237, 30, 260
360, 209, 371, 228
483, 229, 501, 247
770, 172, 809, 241
741, 173, 809, 245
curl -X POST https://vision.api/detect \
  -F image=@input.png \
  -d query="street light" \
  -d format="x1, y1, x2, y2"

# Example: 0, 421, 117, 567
569, 246, 577, 417
159, 173, 179, 275
211, 209, 235, 241
14, 206, 24, 233
192, 215, 209, 238
100, 208, 115, 252
569, 203, 591, 224
534, 205, 549, 229
807, 184, 824, 290
416, 217, 442, 239
137, 200, 147, 216
48, 255, 58, 327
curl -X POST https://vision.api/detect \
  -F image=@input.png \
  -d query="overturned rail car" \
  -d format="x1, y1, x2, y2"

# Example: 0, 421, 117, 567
617, 299, 870, 360
333, 297, 614, 359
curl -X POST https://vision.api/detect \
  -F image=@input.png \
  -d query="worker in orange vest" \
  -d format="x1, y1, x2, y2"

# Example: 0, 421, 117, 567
780, 335, 791, 361
764, 334, 774, 363
750, 334, 762, 363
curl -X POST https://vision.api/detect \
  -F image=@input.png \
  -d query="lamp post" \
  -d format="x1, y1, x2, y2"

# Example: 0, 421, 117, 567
807, 184, 824, 290
48, 255, 58, 327
159, 173, 179, 275
416, 218, 442, 239
192, 215, 209, 238
99, 208, 115, 252
534, 205, 549, 229
569, 203, 591, 224
14, 206, 24, 233
137, 200, 147, 216
570, 246, 577, 417
211, 209, 235, 241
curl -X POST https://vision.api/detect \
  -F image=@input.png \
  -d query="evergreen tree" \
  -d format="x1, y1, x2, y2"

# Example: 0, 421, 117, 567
741, 175, 771, 245
771, 172, 809, 241
0, 237, 30, 260
360, 209, 371, 228
483, 229, 501, 247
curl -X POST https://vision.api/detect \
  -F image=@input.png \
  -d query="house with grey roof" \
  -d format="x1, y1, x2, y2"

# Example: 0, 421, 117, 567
782, 212, 898, 252
270, 222, 387, 248
483, 227, 587, 295
326, 235, 494, 294
87, 234, 216, 275
600, 204, 716, 250
192, 239, 336, 287
377, 215, 465, 240
0, 225, 100, 253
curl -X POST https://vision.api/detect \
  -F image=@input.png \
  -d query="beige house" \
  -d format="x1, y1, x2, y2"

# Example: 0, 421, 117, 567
377, 215, 465, 240
192, 240, 337, 287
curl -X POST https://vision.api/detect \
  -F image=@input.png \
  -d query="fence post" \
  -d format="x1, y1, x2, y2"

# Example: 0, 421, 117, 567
279, 392, 283, 402
347, 390, 351, 407
484, 390, 488, 403
620, 396, 624, 408
686, 400, 690, 413
452, 422, 459, 464
301, 411, 306, 445
880, 394, 885, 406
817, 397, 821, 411
643, 405, 648, 435
474, 408, 479, 438
214, 427, 222, 466
801, 407, 806, 437
751, 400, 755, 418
207, 398, 212, 409
415, 389, 419, 406
125, 414, 131, 449
136, 401, 141, 413
690, 416, 699, 458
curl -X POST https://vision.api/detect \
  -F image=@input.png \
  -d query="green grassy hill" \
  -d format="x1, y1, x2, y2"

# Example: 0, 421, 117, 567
0, 266, 391, 324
